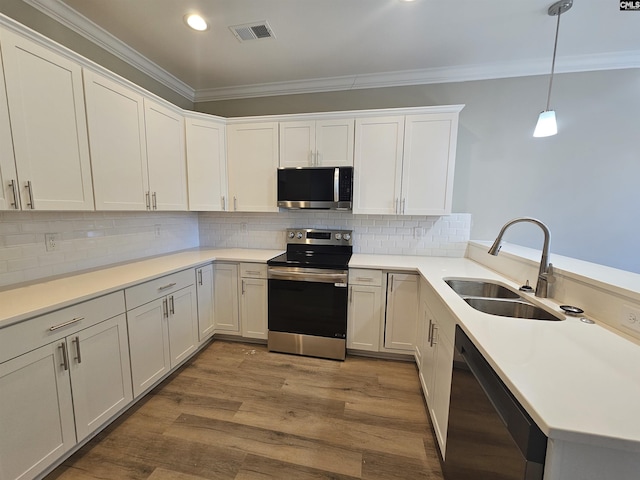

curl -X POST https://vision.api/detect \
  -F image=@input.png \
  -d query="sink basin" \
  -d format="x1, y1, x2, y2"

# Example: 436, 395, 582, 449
464, 298, 563, 321
445, 279, 521, 299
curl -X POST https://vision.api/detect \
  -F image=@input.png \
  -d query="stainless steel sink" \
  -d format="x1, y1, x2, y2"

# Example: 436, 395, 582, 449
463, 297, 563, 321
444, 279, 521, 299
444, 278, 563, 321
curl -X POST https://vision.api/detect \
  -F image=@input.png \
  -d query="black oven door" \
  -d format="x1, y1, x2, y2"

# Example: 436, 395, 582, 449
267, 267, 348, 339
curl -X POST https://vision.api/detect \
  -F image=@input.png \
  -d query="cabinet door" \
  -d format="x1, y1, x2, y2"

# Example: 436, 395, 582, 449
196, 264, 215, 342
145, 99, 188, 211
430, 328, 454, 456
0, 29, 94, 210
127, 298, 170, 397
240, 277, 268, 339
347, 284, 382, 352
0, 342, 75, 480
83, 69, 149, 210
353, 116, 404, 214
402, 114, 458, 215
68, 314, 133, 442
279, 120, 315, 167
167, 286, 198, 367
213, 263, 240, 334
185, 116, 227, 211
0, 47, 19, 211
384, 273, 419, 351
227, 122, 279, 212
316, 118, 354, 166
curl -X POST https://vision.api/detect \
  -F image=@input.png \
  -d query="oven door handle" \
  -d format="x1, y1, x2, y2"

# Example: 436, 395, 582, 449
268, 269, 347, 284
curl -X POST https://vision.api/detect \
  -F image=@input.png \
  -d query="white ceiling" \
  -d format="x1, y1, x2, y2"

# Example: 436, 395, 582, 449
22, 0, 640, 102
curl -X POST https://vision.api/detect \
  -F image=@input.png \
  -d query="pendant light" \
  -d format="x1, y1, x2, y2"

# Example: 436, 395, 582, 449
533, 0, 573, 138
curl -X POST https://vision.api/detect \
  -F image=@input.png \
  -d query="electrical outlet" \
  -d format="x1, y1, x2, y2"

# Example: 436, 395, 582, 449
413, 227, 425, 239
154, 224, 161, 237
45, 233, 58, 252
621, 304, 640, 334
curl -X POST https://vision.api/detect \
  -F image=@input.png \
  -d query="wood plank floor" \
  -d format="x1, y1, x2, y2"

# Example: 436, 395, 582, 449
45, 341, 444, 480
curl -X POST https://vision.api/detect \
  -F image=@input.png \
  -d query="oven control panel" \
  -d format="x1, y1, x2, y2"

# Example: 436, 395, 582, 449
285, 228, 353, 246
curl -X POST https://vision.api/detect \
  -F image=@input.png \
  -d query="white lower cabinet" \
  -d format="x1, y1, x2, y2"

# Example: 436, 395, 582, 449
0, 293, 129, 480
384, 273, 419, 352
125, 270, 197, 397
213, 262, 240, 334
240, 263, 268, 340
196, 263, 215, 342
419, 278, 455, 457
347, 269, 384, 352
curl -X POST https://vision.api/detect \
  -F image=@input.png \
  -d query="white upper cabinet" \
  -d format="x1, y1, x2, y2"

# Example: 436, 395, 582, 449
85, 69, 188, 211
0, 46, 19, 211
353, 116, 405, 215
402, 113, 459, 215
279, 118, 354, 167
0, 28, 94, 210
83, 69, 149, 211
227, 122, 279, 212
185, 114, 227, 211
144, 99, 188, 211
353, 108, 461, 216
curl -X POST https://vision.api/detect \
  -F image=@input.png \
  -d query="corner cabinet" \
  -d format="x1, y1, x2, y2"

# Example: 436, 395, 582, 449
226, 122, 279, 212
353, 107, 462, 216
0, 27, 94, 211
185, 114, 228, 211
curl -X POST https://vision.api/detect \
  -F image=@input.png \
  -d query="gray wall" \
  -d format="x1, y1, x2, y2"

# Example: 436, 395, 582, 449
0, 0, 193, 109
197, 70, 640, 274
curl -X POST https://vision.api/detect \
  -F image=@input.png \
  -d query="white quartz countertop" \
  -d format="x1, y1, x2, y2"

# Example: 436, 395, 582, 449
3, 250, 639, 454
0, 248, 283, 328
350, 253, 640, 453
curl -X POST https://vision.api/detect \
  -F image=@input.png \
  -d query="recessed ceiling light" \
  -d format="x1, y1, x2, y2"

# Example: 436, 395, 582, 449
185, 14, 208, 31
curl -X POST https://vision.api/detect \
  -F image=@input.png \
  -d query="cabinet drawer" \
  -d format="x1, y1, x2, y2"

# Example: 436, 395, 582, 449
240, 263, 267, 279
0, 291, 125, 364
125, 269, 194, 310
349, 269, 383, 286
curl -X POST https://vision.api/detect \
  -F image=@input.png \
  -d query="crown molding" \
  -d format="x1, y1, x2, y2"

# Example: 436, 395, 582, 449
22, 0, 195, 102
18, 0, 640, 104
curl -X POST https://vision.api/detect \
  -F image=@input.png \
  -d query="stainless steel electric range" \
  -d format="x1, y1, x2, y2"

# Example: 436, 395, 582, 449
267, 228, 352, 361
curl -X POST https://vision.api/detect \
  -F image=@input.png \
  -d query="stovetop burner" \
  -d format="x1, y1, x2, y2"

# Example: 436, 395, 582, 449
268, 228, 353, 270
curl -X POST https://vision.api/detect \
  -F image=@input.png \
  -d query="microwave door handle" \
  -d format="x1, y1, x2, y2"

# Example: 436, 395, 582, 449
334, 168, 339, 202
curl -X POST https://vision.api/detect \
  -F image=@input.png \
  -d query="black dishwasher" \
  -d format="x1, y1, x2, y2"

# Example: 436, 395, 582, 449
443, 326, 548, 480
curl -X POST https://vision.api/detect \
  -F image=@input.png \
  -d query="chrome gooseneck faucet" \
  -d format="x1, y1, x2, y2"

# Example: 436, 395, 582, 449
488, 217, 554, 298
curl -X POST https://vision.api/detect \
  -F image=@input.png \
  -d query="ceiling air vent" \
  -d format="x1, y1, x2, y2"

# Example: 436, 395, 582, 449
229, 21, 275, 42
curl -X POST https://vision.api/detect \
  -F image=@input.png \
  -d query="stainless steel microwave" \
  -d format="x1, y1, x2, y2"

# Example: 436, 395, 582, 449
277, 167, 353, 210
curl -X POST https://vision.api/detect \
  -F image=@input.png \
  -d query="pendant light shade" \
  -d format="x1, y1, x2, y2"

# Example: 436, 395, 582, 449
534, 110, 557, 137
534, 0, 572, 138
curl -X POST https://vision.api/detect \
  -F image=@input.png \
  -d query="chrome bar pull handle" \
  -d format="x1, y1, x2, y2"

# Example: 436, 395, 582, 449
427, 319, 433, 344
198, 269, 203, 286
49, 317, 84, 331
146, 191, 151, 210
241, 279, 245, 295
349, 286, 353, 304
162, 298, 168, 318
390, 275, 394, 293
25, 180, 34, 209
233, 196, 237, 211
222, 196, 226, 211
158, 282, 177, 291
169, 295, 175, 315
401, 198, 406, 214
430, 325, 438, 347
9, 180, 19, 209
73, 336, 82, 364
152, 192, 157, 210
59, 342, 69, 371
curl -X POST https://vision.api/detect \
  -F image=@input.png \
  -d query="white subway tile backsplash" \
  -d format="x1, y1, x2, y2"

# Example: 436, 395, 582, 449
198, 211, 471, 257
0, 211, 199, 289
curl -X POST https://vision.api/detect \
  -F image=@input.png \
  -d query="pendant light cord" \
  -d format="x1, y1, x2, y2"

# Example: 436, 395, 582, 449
545, 10, 562, 111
